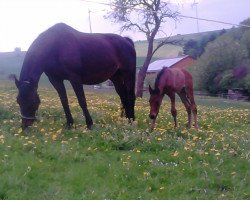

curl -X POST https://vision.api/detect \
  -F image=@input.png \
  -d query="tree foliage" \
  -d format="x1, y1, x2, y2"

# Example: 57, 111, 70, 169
183, 39, 200, 58
240, 30, 250, 57
183, 30, 225, 59
192, 19, 250, 94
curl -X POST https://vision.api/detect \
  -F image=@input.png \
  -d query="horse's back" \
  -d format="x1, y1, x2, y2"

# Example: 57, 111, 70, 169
178, 68, 193, 89
24, 23, 136, 84
158, 68, 192, 93
163, 68, 185, 90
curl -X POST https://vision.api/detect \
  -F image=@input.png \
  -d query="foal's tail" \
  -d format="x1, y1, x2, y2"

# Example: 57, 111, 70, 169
181, 70, 195, 103
185, 73, 198, 129
181, 69, 198, 128
186, 82, 196, 105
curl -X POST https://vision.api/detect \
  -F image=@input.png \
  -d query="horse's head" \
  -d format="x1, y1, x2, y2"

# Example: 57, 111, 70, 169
13, 76, 40, 129
149, 85, 163, 130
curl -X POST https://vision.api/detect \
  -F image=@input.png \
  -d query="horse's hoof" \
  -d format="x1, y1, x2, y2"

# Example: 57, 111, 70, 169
65, 123, 73, 129
120, 111, 125, 118
87, 124, 92, 130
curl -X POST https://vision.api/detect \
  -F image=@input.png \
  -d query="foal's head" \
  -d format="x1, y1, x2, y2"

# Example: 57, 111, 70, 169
13, 76, 40, 129
149, 85, 164, 130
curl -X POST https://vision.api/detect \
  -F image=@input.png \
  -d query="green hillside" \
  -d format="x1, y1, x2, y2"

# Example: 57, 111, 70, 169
0, 30, 221, 79
135, 29, 222, 66
135, 42, 182, 58
159, 30, 222, 43
0, 52, 25, 79
135, 43, 182, 67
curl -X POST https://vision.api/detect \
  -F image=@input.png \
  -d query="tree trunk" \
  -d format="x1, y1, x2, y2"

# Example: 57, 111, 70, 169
135, 16, 161, 97
136, 57, 152, 97
136, 36, 155, 98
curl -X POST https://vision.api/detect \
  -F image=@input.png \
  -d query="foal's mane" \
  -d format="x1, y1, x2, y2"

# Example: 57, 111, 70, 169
154, 67, 167, 89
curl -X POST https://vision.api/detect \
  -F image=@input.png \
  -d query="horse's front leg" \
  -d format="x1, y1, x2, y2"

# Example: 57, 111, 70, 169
49, 78, 73, 128
71, 81, 93, 129
169, 93, 177, 128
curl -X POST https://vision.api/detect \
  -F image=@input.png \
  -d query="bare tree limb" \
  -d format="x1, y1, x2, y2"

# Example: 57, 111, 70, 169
106, 0, 181, 97
152, 37, 184, 56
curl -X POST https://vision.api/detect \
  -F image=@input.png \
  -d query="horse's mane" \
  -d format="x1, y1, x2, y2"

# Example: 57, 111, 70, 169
154, 67, 167, 89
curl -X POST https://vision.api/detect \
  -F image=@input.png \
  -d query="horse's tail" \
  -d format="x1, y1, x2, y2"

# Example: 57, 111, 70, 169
124, 37, 134, 47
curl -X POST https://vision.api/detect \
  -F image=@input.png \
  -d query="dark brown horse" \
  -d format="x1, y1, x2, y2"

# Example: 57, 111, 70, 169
149, 67, 198, 130
13, 23, 136, 129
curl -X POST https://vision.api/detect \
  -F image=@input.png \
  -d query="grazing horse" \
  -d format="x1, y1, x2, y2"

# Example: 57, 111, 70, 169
149, 67, 198, 130
13, 23, 136, 129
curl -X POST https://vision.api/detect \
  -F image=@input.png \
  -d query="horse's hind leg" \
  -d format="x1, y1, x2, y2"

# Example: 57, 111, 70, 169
168, 92, 177, 127
123, 71, 136, 121
110, 73, 127, 118
111, 70, 135, 121
179, 88, 192, 128
70, 81, 93, 129
48, 78, 73, 128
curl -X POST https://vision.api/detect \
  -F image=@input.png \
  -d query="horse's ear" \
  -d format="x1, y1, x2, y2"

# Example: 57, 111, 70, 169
149, 85, 153, 94
9, 74, 20, 89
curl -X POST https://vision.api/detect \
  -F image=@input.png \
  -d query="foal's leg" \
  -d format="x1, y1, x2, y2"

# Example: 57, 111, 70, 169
192, 104, 198, 129
178, 89, 192, 128
48, 78, 73, 128
70, 81, 93, 129
168, 92, 177, 127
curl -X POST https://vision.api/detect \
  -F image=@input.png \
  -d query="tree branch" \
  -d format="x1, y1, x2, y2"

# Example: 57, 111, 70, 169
152, 37, 184, 56
121, 21, 148, 34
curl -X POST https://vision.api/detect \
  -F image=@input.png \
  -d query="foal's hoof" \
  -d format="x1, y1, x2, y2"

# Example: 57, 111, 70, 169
86, 121, 93, 130
120, 110, 125, 118
193, 125, 198, 130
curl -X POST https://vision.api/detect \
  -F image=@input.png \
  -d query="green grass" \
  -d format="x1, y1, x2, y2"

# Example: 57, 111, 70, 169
135, 42, 182, 58
0, 83, 250, 200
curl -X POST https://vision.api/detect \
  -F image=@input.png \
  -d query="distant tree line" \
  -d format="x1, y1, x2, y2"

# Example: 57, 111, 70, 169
187, 18, 250, 94
183, 29, 226, 59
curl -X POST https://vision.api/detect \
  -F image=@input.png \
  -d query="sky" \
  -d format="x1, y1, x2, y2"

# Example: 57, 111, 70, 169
0, 0, 249, 52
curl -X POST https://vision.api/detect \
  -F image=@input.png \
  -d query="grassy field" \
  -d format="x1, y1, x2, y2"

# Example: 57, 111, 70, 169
0, 82, 249, 200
